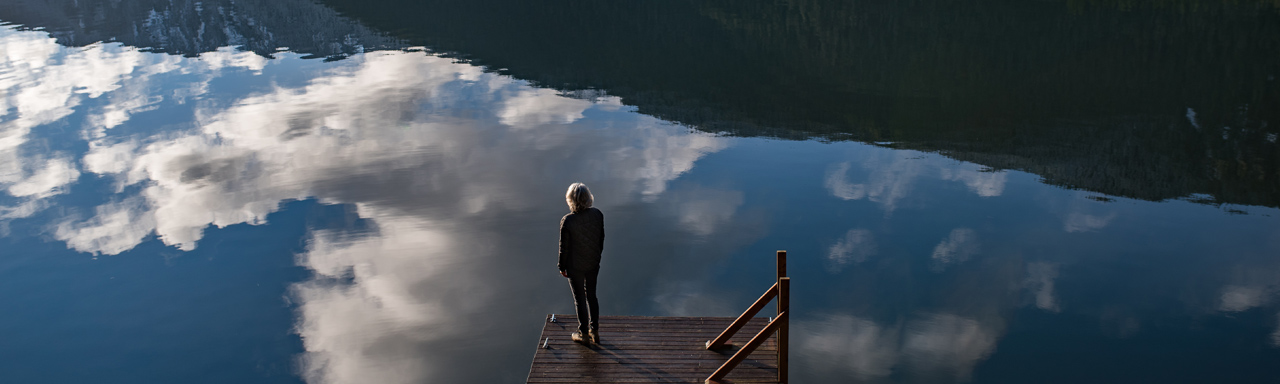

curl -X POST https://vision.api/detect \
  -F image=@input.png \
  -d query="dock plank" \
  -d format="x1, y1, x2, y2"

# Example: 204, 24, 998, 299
528, 315, 780, 384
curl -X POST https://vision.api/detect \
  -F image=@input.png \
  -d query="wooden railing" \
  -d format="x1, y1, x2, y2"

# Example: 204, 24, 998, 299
705, 250, 790, 384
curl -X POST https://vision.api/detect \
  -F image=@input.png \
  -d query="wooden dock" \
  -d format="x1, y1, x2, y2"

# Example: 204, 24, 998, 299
527, 251, 792, 384
527, 315, 779, 383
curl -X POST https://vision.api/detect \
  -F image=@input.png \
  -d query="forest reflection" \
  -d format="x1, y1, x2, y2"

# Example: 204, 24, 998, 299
317, 0, 1280, 208
3, 0, 1276, 207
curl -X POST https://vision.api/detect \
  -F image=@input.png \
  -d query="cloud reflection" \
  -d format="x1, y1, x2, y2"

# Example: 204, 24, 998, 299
825, 151, 1009, 214
293, 210, 458, 384
666, 186, 744, 236
6, 157, 79, 198
1219, 285, 1266, 312
1211, 252, 1280, 347
0, 30, 140, 216
1272, 313, 1280, 347
60, 51, 725, 255
798, 314, 899, 380
1063, 212, 1116, 233
1, 28, 266, 226
55, 196, 156, 256
902, 314, 998, 380
930, 228, 979, 272
1025, 262, 1061, 312
824, 153, 924, 213
798, 313, 999, 382
939, 166, 1007, 197
827, 228, 876, 272
4, 26, 730, 383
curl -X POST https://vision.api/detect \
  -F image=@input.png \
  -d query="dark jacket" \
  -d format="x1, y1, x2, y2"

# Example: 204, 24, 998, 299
559, 207, 604, 273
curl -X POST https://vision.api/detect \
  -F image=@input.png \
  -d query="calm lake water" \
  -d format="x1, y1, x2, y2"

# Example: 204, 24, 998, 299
1, 0, 1279, 383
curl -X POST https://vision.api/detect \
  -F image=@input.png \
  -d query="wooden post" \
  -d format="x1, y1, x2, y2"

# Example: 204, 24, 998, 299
773, 252, 783, 321
778, 277, 789, 384
777, 250, 788, 281
776, 250, 788, 383
776, 250, 790, 383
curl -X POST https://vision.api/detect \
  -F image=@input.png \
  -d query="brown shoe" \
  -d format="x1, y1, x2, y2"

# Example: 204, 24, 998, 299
588, 329, 600, 344
571, 332, 587, 344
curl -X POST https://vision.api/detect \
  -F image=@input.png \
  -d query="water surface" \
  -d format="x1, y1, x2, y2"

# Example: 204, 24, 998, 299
1, 1, 1279, 383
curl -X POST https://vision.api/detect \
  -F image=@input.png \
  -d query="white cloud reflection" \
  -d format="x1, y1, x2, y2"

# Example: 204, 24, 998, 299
293, 209, 461, 384
1064, 212, 1116, 233
827, 228, 876, 272
902, 314, 998, 379
931, 228, 979, 272
1219, 286, 1266, 312
55, 196, 157, 256
799, 313, 999, 382
666, 186, 744, 236
60, 51, 724, 255
824, 153, 924, 213
0, 28, 265, 224
651, 280, 735, 317
1212, 258, 1280, 346
1025, 262, 1061, 312
824, 151, 1008, 214
939, 166, 1007, 197
496, 88, 594, 127
799, 314, 899, 380
1272, 312, 1280, 347
6, 157, 79, 198
3, 26, 729, 383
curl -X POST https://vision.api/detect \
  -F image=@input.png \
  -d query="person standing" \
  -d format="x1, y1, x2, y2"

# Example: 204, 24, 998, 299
559, 182, 604, 344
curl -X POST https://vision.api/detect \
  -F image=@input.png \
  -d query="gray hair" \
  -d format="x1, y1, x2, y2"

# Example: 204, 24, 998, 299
565, 182, 594, 213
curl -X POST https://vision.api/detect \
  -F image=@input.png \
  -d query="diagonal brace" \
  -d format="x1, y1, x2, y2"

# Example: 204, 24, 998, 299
706, 282, 778, 350
705, 310, 788, 384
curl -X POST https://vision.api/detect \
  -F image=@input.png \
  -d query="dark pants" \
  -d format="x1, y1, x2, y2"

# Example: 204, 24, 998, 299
567, 268, 600, 333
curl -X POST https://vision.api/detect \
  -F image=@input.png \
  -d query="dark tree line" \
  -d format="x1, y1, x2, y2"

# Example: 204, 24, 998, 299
3, 0, 1277, 207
